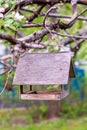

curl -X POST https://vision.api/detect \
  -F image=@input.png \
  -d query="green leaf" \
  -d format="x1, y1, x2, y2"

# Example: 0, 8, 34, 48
13, 21, 20, 28
4, 19, 14, 27
0, 19, 4, 26
10, 25, 16, 31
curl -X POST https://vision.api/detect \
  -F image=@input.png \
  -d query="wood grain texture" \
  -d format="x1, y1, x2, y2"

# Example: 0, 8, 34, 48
13, 52, 74, 85
20, 88, 69, 100
21, 93, 61, 100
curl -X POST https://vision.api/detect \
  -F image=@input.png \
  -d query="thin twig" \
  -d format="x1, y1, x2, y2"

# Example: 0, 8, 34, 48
67, 8, 87, 27
52, 30, 87, 39
43, 6, 57, 27
41, 12, 87, 21
0, 68, 13, 96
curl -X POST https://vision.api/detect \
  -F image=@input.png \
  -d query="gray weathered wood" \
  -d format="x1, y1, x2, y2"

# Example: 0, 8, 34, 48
20, 87, 69, 100
20, 90, 61, 100
13, 52, 74, 85
21, 93, 61, 100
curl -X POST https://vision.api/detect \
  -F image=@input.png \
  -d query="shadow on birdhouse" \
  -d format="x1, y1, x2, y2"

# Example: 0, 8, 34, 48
13, 52, 75, 100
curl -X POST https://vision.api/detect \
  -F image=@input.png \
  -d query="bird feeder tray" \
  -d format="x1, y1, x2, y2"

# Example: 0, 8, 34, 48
20, 85, 69, 100
13, 52, 75, 100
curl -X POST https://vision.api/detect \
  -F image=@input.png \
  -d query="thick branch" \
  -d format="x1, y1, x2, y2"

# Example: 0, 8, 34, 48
2, 0, 87, 16
16, 0, 87, 6
0, 33, 45, 49
18, 28, 49, 42
0, 33, 20, 45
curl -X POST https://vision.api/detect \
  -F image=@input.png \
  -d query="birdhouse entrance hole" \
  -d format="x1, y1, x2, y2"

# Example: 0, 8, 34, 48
13, 52, 75, 100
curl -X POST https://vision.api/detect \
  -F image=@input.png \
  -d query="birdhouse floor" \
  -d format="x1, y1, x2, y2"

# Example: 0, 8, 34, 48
20, 90, 69, 100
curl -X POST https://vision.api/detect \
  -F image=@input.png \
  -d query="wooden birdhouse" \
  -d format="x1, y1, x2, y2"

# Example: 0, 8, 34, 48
13, 52, 75, 100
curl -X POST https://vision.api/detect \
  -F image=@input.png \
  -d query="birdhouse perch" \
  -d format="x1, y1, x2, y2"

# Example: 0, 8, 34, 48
13, 52, 75, 100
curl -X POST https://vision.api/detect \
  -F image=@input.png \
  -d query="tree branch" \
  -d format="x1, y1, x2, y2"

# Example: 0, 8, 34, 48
0, 33, 20, 45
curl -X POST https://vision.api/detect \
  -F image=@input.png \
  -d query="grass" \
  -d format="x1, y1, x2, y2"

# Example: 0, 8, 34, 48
0, 108, 87, 130
1, 117, 87, 130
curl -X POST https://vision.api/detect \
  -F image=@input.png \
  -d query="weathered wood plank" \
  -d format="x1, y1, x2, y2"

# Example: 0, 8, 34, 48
20, 88, 69, 100
21, 93, 61, 100
13, 52, 73, 85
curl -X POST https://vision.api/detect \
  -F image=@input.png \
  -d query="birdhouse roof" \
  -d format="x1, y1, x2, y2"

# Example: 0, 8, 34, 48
13, 52, 75, 85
